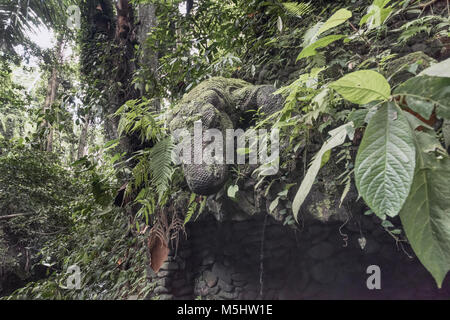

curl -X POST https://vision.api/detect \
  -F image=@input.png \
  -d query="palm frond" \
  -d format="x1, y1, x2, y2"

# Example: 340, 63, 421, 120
0, 0, 75, 56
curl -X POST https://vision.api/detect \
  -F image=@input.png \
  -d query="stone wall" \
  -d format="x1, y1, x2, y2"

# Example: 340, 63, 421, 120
147, 214, 450, 300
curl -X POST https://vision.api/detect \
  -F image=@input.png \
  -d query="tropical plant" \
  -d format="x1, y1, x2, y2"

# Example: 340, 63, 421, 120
0, 0, 75, 56
292, 58, 450, 287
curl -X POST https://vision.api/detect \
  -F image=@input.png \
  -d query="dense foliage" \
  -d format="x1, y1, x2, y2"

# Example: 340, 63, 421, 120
1, 0, 450, 299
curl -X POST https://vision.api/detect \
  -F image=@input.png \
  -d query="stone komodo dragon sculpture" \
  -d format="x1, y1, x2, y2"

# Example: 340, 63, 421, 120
167, 77, 284, 195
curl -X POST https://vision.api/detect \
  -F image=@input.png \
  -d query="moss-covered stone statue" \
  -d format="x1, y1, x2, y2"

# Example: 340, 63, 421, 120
167, 77, 283, 195
381, 51, 436, 85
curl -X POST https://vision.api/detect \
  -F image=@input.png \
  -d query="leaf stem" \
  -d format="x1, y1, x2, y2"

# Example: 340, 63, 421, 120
348, 21, 371, 47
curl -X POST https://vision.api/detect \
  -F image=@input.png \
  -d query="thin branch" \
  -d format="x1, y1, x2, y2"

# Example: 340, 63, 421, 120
418, 0, 439, 8
0, 213, 33, 220
348, 21, 371, 47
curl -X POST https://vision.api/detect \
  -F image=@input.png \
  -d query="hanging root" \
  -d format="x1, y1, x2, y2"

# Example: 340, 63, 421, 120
258, 214, 268, 299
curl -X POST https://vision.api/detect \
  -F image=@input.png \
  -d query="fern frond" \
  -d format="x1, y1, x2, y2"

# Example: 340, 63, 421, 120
132, 157, 150, 189
396, 15, 447, 31
115, 99, 164, 142
184, 201, 197, 225
398, 25, 431, 43
149, 136, 175, 202
282, 2, 313, 18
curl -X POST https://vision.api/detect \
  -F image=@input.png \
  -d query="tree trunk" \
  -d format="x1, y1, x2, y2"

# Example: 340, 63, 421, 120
110, 0, 142, 155
80, 0, 115, 141
77, 114, 90, 159
136, 3, 158, 72
43, 38, 64, 152
136, 2, 160, 110
42, 66, 57, 151
80, 0, 159, 159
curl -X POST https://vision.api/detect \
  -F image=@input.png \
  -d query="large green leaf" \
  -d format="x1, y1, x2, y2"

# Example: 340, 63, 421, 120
394, 75, 450, 120
317, 8, 352, 36
359, 0, 392, 30
419, 57, 450, 78
400, 132, 450, 288
330, 70, 391, 104
355, 102, 415, 219
296, 35, 345, 61
302, 22, 324, 47
292, 122, 353, 220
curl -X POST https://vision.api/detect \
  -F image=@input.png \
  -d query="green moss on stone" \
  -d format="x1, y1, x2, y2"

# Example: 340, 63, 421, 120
382, 51, 436, 85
